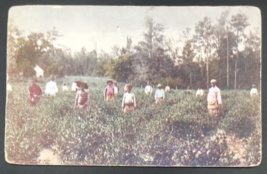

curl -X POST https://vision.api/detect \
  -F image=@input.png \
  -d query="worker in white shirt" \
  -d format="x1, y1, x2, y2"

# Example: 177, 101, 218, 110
250, 84, 258, 97
165, 82, 170, 93
71, 81, 78, 91
207, 79, 222, 115
114, 81, 120, 95
45, 75, 58, 96
62, 82, 69, 91
196, 85, 204, 97
154, 84, 165, 103
145, 81, 153, 95
121, 84, 136, 113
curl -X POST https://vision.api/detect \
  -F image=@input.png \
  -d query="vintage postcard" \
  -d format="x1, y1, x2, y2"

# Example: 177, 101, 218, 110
5, 6, 261, 166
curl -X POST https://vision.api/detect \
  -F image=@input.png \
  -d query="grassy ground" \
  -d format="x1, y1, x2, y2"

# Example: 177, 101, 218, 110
5, 76, 261, 166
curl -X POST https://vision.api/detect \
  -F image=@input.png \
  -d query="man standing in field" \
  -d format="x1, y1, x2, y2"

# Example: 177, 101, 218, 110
62, 82, 69, 91
114, 81, 120, 95
154, 84, 165, 103
165, 82, 170, 93
207, 79, 222, 115
196, 85, 204, 97
75, 81, 90, 110
145, 81, 153, 95
104, 80, 115, 101
28, 78, 42, 105
250, 84, 258, 97
45, 75, 58, 96
121, 84, 136, 113
71, 81, 78, 91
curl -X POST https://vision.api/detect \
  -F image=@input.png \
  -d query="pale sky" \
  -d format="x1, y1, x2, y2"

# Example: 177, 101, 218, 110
8, 6, 261, 54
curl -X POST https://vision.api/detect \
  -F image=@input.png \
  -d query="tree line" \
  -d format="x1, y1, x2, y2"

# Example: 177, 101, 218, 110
7, 11, 261, 90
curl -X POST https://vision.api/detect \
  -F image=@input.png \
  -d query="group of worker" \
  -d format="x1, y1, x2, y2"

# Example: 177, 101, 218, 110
6, 74, 259, 115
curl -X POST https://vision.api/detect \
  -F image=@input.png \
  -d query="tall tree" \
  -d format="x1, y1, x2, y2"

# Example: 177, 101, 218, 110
230, 13, 249, 89
194, 17, 216, 89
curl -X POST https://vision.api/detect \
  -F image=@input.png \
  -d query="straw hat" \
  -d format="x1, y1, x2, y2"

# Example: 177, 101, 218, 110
126, 84, 132, 89
75, 80, 82, 87
80, 81, 88, 89
106, 79, 113, 84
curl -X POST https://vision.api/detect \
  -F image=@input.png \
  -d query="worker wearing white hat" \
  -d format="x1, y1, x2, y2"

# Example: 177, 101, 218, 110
154, 84, 165, 103
207, 79, 222, 115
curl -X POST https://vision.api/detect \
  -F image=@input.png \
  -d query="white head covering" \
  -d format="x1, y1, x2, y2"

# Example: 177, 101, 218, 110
210, 79, 216, 83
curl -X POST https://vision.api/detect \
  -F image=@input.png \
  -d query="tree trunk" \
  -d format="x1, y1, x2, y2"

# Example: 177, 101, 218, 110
227, 29, 229, 88
234, 60, 237, 89
190, 70, 192, 86
207, 59, 209, 89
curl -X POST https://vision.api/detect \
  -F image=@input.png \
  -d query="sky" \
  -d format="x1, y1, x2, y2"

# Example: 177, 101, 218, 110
8, 6, 261, 54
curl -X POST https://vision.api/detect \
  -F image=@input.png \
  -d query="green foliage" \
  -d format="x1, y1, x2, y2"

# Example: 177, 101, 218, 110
153, 77, 184, 89
5, 76, 261, 166
46, 62, 64, 77
104, 54, 132, 82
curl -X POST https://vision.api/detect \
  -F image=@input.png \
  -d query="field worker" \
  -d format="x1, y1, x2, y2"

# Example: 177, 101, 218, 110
62, 82, 69, 91
124, 80, 129, 92
28, 78, 42, 105
104, 79, 115, 101
75, 81, 89, 110
145, 81, 153, 95
114, 81, 120, 95
121, 84, 136, 113
154, 84, 165, 103
207, 79, 222, 115
250, 84, 258, 97
45, 75, 58, 96
196, 85, 204, 97
165, 82, 170, 93
71, 81, 78, 91
185, 86, 192, 94
6, 74, 12, 93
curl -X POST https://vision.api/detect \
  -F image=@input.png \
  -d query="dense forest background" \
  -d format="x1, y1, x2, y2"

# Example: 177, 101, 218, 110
7, 11, 261, 90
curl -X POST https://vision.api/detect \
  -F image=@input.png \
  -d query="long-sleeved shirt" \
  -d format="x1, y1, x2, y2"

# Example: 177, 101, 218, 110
45, 81, 58, 95
28, 84, 42, 104
250, 88, 258, 96
196, 89, 204, 96
154, 89, 165, 100
121, 92, 136, 108
145, 85, 153, 94
207, 86, 222, 104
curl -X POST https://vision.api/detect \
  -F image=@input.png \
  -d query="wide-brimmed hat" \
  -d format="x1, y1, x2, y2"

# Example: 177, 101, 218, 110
80, 81, 88, 89
106, 79, 113, 84
157, 84, 162, 88
210, 79, 216, 83
126, 84, 132, 88
75, 80, 82, 87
